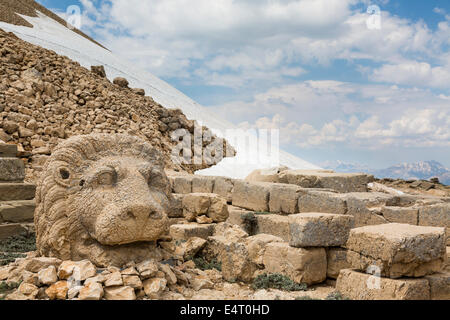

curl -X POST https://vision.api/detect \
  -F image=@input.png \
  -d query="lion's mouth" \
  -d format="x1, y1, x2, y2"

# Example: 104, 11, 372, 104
93, 214, 169, 246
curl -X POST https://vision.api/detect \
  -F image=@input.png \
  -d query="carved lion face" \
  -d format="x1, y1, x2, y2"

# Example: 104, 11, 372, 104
68, 156, 170, 246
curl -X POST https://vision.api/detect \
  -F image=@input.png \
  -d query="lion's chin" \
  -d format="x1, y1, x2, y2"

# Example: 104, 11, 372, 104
94, 234, 162, 246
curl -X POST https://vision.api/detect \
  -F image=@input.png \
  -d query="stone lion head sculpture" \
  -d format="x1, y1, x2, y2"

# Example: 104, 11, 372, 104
35, 134, 171, 267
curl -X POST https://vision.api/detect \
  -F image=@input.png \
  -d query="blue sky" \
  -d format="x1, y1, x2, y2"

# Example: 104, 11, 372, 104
38, 0, 450, 169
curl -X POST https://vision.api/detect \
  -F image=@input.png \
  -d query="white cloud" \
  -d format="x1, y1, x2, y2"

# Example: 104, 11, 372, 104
211, 80, 450, 150
371, 61, 450, 88
77, 0, 450, 91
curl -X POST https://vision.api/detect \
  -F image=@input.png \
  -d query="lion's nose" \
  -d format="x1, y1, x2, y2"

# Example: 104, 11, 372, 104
119, 204, 162, 221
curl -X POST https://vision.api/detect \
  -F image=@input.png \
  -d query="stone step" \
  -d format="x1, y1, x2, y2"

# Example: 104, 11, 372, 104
345, 223, 446, 279
0, 183, 36, 201
0, 144, 17, 158
227, 206, 353, 247
278, 170, 374, 193
0, 223, 32, 240
0, 200, 36, 223
0, 158, 25, 182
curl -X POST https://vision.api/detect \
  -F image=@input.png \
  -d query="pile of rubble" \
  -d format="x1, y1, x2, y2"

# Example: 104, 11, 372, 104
376, 178, 450, 198
0, 28, 233, 182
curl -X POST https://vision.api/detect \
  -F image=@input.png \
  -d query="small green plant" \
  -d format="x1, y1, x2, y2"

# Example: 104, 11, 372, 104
252, 273, 307, 292
174, 239, 187, 246
325, 291, 349, 300
0, 233, 36, 266
0, 252, 26, 266
0, 281, 21, 296
242, 212, 257, 235
0, 233, 36, 253
295, 295, 318, 300
193, 257, 222, 271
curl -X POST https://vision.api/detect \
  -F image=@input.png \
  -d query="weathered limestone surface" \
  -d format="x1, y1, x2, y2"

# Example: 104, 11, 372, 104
0, 144, 17, 158
170, 175, 193, 194
418, 203, 450, 245
0, 200, 35, 223
220, 241, 257, 283
182, 193, 229, 223
278, 170, 373, 193
255, 214, 290, 241
245, 166, 290, 183
232, 181, 271, 212
246, 234, 284, 266
326, 248, 352, 279
288, 213, 354, 247
0, 158, 25, 182
169, 194, 184, 218
298, 191, 347, 215
0, 183, 36, 201
263, 242, 327, 285
343, 192, 393, 227
345, 223, 446, 278
226, 206, 250, 230
213, 177, 234, 203
0, 223, 29, 240
268, 183, 306, 214
192, 176, 215, 193
381, 206, 418, 225
336, 269, 431, 300
425, 272, 450, 300
446, 247, 450, 272
169, 223, 215, 240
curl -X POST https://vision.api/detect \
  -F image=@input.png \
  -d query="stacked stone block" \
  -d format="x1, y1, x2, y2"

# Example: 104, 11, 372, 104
336, 223, 449, 300
0, 143, 36, 240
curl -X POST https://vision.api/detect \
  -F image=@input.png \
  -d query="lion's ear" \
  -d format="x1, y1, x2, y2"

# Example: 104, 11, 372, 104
53, 165, 73, 188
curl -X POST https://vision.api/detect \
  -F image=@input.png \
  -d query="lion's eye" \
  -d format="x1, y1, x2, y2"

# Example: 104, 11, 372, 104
97, 171, 117, 185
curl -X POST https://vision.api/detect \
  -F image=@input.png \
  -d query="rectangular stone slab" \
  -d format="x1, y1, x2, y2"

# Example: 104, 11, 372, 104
288, 213, 354, 247
343, 192, 394, 227
0, 183, 36, 201
268, 183, 306, 214
0, 144, 17, 158
0, 223, 28, 240
381, 206, 418, 225
256, 214, 290, 241
212, 177, 234, 203
263, 242, 326, 285
192, 176, 215, 193
336, 269, 431, 300
0, 158, 25, 182
345, 223, 446, 278
419, 203, 450, 245
0, 200, 35, 223
298, 191, 347, 215
226, 206, 249, 228
278, 170, 373, 193
232, 181, 270, 212
169, 223, 214, 240
168, 175, 193, 194
326, 248, 352, 279
425, 272, 450, 300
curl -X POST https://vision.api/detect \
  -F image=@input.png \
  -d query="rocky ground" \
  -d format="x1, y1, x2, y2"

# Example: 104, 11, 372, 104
376, 178, 450, 198
0, 28, 234, 183
0, 231, 338, 301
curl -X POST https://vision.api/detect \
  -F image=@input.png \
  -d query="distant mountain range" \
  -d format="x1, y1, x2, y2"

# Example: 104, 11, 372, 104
320, 160, 450, 185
